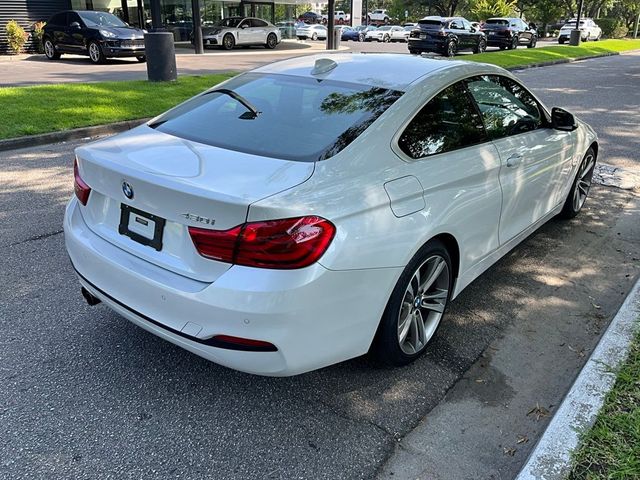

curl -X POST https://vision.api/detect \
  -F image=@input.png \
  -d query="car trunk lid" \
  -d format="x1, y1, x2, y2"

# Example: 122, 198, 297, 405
75, 125, 314, 283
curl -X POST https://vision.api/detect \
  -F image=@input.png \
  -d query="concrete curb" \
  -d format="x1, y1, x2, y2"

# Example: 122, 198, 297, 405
0, 119, 149, 152
507, 51, 620, 71
516, 277, 640, 480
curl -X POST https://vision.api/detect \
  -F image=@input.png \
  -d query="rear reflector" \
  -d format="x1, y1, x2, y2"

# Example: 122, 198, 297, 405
189, 216, 335, 269
212, 334, 277, 352
73, 159, 91, 205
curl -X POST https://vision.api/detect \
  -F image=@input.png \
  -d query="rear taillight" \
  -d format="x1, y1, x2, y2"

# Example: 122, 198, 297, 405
189, 215, 335, 269
73, 159, 91, 206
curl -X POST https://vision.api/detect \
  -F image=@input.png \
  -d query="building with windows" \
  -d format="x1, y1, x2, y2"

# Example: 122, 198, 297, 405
1, 0, 360, 53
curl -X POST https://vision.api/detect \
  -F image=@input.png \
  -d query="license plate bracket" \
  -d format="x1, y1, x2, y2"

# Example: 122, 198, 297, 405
118, 204, 165, 251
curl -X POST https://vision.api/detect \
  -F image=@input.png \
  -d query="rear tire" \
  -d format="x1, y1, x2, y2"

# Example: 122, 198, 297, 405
508, 35, 518, 49
136, 55, 146, 62
444, 39, 457, 57
559, 148, 596, 219
311, 32, 318, 41
473, 38, 486, 54
370, 239, 453, 367
558, 38, 565, 44
43, 38, 61, 60
265, 33, 277, 49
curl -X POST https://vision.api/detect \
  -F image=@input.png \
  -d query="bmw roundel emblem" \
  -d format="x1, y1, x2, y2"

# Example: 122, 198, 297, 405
122, 181, 134, 200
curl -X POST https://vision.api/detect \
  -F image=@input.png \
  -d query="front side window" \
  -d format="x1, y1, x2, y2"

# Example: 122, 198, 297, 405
466, 75, 543, 139
398, 82, 486, 159
151, 73, 402, 162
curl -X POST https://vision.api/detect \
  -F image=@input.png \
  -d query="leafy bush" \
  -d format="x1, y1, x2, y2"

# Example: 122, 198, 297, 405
31, 21, 46, 54
470, 0, 517, 21
597, 18, 629, 38
5, 20, 28, 54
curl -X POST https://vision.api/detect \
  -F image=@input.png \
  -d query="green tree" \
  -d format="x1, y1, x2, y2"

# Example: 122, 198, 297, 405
529, 0, 565, 35
469, 0, 517, 20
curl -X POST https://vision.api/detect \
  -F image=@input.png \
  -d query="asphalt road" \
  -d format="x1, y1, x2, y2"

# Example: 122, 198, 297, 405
1, 54, 639, 480
0, 37, 556, 86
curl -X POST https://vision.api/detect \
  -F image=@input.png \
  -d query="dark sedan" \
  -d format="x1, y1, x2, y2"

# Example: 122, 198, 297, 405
408, 16, 486, 57
43, 10, 146, 64
481, 17, 537, 49
342, 25, 377, 41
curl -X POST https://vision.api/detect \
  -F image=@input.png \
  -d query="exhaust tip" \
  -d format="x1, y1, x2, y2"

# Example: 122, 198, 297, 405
81, 287, 101, 306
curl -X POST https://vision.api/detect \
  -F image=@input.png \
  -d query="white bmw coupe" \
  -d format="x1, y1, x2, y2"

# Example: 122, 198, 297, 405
65, 54, 598, 376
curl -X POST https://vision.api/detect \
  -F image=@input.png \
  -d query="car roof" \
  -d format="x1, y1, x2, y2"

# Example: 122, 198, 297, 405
253, 53, 502, 91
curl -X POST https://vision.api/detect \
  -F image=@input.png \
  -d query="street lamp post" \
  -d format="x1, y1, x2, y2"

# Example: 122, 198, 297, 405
569, 0, 584, 46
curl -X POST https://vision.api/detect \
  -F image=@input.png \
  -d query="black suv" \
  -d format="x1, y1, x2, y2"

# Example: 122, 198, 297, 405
43, 10, 146, 64
297, 11, 322, 24
408, 16, 486, 57
481, 17, 537, 50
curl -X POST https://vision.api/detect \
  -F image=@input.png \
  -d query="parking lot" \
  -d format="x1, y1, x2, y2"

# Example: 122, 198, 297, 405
0, 36, 556, 87
1, 52, 639, 479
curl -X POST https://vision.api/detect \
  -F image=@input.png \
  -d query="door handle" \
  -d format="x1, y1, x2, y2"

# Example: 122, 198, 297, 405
506, 154, 523, 167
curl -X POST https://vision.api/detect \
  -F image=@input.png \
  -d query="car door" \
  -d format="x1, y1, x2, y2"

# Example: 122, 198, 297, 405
460, 19, 475, 48
448, 19, 468, 48
47, 13, 67, 50
466, 75, 575, 244
249, 18, 268, 43
66, 12, 86, 53
236, 19, 251, 44
394, 80, 503, 273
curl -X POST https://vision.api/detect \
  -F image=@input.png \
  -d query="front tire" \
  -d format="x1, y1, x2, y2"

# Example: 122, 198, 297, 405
559, 148, 596, 219
527, 36, 537, 48
136, 55, 146, 62
88, 41, 105, 64
508, 35, 518, 49
265, 33, 277, 49
222, 33, 235, 50
371, 240, 453, 366
311, 32, 318, 41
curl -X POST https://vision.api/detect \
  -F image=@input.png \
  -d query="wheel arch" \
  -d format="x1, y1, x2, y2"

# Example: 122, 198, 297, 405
430, 233, 460, 281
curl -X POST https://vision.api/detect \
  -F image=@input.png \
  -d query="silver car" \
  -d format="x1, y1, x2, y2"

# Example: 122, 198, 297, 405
201, 17, 281, 50
296, 24, 327, 40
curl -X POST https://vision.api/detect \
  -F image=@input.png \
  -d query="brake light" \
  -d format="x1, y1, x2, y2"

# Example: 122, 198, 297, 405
189, 216, 335, 269
73, 159, 91, 205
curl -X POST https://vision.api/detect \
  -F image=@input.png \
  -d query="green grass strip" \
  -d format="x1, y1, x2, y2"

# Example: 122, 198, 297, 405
0, 73, 234, 140
464, 38, 640, 69
568, 328, 640, 479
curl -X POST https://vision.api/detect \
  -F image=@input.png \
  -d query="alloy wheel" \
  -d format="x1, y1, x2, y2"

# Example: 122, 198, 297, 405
44, 40, 55, 58
397, 255, 450, 355
89, 43, 101, 63
573, 153, 595, 212
446, 40, 456, 57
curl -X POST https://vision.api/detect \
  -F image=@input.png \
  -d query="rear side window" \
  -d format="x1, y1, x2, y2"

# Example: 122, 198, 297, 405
151, 73, 402, 162
48, 13, 67, 26
398, 82, 486, 159
251, 19, 268, 27
466, 75, 543, 139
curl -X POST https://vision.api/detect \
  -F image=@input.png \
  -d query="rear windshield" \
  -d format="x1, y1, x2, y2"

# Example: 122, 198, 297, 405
485, 19, 509, 25
418, 20, 444, 27
151, 73, 403, 162
564, 21, 584, 27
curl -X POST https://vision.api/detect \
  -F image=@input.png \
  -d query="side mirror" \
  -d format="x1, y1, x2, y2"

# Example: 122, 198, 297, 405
551, 107, 577, 131
240, 24, 249, 29
70, 21, 81, 29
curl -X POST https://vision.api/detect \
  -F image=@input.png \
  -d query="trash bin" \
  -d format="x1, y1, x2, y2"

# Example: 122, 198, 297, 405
332, 27, 341, 50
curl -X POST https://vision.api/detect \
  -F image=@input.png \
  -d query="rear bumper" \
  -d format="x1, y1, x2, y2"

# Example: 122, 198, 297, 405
486, 35, 512, 46
64, 197, 400, 376
407, 38, 446, 52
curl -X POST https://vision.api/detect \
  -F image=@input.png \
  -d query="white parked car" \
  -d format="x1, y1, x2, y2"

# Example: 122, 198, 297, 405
65, 54, 598, 376
390, 25, 413, 42
201, 16, 281, 50
368, 9, 390, 23
365, 25, 402, 42
558, 18, 602, 43
296, 23, 327, 40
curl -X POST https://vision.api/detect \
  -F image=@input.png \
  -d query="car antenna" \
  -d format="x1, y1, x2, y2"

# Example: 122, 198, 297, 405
311, 58, 338, 75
